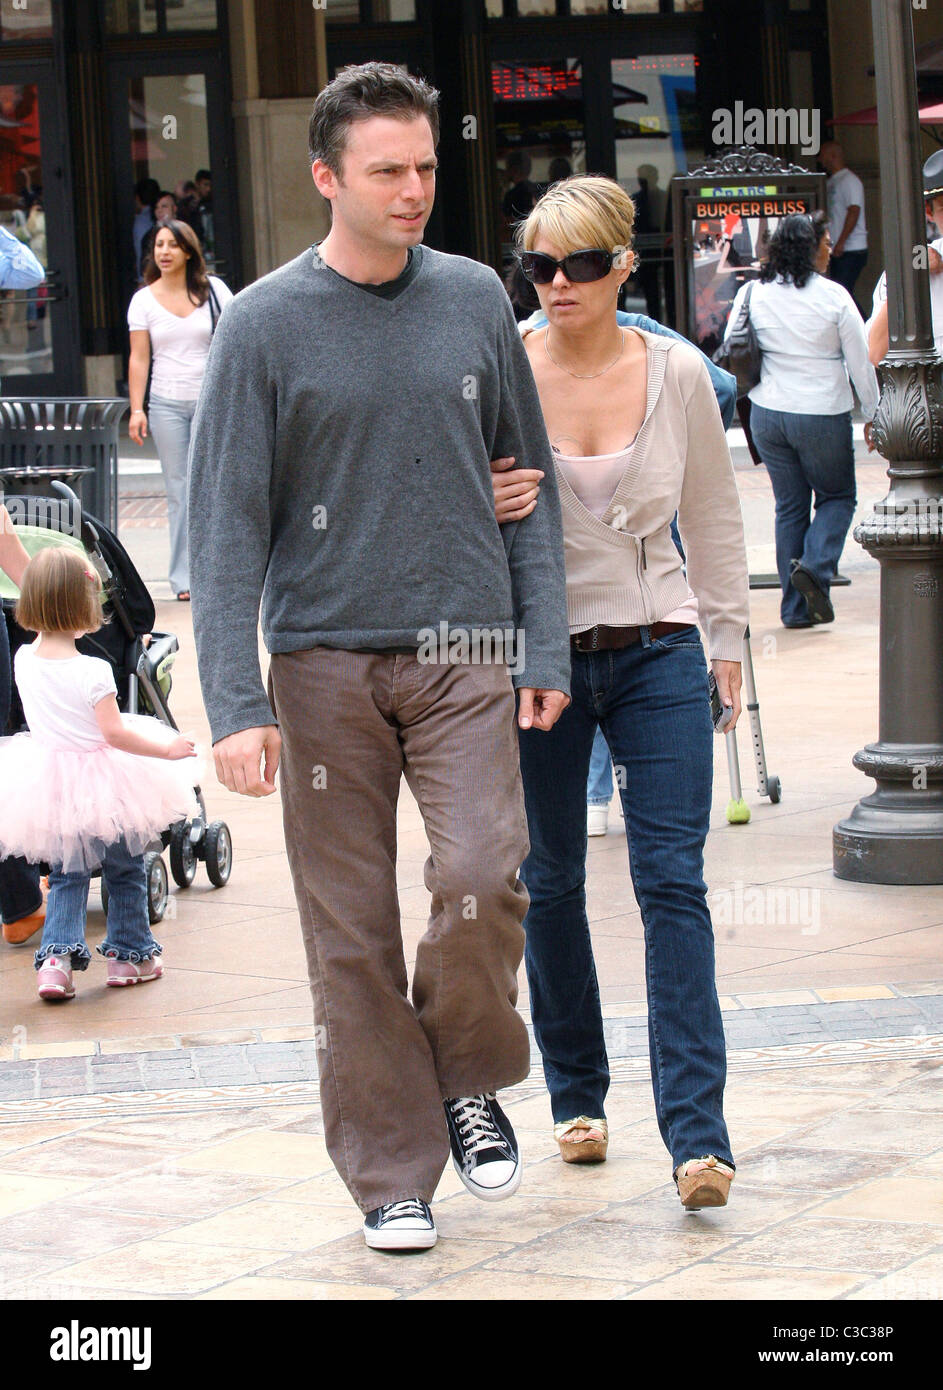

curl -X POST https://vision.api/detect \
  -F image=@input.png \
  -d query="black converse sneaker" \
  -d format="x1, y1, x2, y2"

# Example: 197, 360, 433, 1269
444, 1093, 522, 1201
362, 1198, 437, 1251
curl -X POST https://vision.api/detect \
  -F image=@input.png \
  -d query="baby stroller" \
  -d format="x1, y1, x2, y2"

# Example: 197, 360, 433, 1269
0, 480, 232, 922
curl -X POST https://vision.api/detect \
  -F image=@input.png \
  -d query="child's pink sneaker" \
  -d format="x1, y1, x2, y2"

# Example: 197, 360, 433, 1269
37, 955, 75, 1001
106, 956, 163, 987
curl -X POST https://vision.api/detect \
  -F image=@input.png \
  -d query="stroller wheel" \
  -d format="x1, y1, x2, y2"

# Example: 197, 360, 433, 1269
204, 821, 233, 888
169, 822, 198, 888
144, 851, 169, 923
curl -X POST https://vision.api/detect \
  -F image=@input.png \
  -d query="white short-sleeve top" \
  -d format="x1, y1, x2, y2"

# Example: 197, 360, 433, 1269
127, 275, 233, 402
14, 643, 117, 751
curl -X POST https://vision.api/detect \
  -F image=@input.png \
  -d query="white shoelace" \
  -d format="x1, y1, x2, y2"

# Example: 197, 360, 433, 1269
450, 1095, 507, 1158
378, 1199, 429, 1223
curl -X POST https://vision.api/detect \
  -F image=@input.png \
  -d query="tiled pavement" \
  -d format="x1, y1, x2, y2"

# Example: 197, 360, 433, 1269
0, 1035, 941, 1300
2, 436, 943, 1299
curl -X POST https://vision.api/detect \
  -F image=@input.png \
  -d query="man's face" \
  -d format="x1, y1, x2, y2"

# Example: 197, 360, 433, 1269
196, 177, 211, 200
315, 115, 437, 255
819, 143, 840, 174
927, 196, 943, 234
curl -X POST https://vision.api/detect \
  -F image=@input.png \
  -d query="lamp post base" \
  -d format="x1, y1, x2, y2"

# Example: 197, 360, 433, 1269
834, 797, 943, 884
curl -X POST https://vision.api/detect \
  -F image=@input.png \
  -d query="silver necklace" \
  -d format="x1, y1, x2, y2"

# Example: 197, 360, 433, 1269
544, 327, 625, 379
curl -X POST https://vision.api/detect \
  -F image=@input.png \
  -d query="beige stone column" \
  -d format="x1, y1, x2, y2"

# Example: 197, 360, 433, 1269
228, 0, 330, 284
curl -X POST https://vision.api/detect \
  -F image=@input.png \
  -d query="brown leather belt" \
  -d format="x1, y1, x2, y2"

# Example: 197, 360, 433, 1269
571, 621, 694, 653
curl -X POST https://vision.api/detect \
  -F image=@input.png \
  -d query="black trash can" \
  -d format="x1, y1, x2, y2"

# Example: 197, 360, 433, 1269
0, 398, 128, 534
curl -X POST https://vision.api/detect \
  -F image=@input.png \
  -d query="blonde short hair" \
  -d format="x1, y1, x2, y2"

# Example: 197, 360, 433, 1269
517, 173, 636, 262
15, 546, 104, 636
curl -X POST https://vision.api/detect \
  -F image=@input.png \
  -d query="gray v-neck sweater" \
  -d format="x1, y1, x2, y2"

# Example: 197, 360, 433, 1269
187, 244, 570, 745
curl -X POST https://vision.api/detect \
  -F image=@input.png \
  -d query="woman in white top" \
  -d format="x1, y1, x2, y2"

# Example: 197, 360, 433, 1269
725, 212, 879, 628
127, 219, 232, 600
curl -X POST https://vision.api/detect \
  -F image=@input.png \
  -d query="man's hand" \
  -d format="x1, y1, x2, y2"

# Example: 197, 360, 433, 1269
214, 724, 281, 796
711, 659, 742, 733
864, 420, 878, 452
930, 246, 943, 276
491, 455, 543, 524
518, 688, 569, 732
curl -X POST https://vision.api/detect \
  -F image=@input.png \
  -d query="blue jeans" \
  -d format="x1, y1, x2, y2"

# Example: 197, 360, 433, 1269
587, 727, 613, 807
518, 626, 733, 1172
0, 609, 42, 925
148, 393, 197, 596
750, 405, 856, 627
34, 837, 161, 971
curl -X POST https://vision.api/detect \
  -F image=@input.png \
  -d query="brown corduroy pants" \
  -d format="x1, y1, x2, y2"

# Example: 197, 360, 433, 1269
267, 648, 532, 1213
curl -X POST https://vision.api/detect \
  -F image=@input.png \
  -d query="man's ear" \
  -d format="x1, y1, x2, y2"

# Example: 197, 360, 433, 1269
312, 159, 338, 203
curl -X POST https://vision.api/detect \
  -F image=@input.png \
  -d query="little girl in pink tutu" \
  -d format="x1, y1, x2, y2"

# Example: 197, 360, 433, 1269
0, 545, 198, 1001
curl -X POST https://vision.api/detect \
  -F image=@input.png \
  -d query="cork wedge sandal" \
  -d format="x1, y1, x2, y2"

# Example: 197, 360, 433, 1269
674, 1155, 735, 1210
554, 1117, 609, 1164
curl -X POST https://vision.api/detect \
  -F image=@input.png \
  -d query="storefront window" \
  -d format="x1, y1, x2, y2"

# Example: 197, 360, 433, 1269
166, 0, 219, 30
0, 83, 54, 379
373, 0, 417, 17
516, 1, 556, 17
612, 54, 702, 321
104, 1, 218, 35
492, 57, 586, 291
0, 0, 54, 39
325, 0, 361, 21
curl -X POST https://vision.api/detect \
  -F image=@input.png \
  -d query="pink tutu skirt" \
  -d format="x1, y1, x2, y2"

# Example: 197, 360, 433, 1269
0, 716, 202, 874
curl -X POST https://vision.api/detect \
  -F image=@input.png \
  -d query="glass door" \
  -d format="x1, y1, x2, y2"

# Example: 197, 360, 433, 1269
107, 49, 240, 310
0, 66, 82, 394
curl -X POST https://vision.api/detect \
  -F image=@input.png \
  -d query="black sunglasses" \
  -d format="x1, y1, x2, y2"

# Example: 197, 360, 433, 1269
519, 248, 614, 285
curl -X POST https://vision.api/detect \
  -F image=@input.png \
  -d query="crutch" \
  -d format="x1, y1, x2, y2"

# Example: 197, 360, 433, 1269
723, 624, 782, 824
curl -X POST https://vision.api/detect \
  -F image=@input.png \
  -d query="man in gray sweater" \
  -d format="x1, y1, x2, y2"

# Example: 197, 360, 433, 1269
188, 63, 570, 1251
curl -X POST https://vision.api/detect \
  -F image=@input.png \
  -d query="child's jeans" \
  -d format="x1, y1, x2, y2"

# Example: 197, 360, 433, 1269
34, 837, 162, 971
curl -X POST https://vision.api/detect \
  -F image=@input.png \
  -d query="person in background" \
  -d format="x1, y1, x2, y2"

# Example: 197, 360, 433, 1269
820, 140, 868, 313
127, 220, 232, 601
867, 150, 943, 365
0, 503, 45, 944
174, 180, 204, 240
502, 151, 539, 225
497, 260, 737, 839
138, 192, 179, 281
194, 169, 214, 263
132, 177, 160, 281
725, 212, 878, 629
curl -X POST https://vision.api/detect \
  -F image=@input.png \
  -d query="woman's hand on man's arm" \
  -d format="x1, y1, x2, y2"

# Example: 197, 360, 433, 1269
491, 455, 544, 523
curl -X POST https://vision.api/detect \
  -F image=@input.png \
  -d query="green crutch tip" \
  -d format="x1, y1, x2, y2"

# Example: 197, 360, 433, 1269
726, 798, 751, 824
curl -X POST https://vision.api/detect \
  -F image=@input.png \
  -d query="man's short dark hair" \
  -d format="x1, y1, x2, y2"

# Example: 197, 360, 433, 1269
195, 169, 212, 182
307, 61, 440, 177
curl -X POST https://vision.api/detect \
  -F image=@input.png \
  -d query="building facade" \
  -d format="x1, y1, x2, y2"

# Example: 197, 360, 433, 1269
0, 0, 936, 396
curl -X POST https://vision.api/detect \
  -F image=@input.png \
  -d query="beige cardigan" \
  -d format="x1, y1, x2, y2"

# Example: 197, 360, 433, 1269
522, 325, 750, 663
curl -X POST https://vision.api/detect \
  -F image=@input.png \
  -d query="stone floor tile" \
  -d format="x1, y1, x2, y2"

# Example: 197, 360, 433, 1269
719, 1216, 942, 1272
627, 1261, 864, 1301
406, 1269, 639, 1300
850, 1254, 943, 1301
733, 1145, 910, 1193
0, 1131, 189, 1179
788, 1107, 943, 1155
265, 1173, 359, 1208
43, 1239, 291, 1296
432, 1195, 609, 1244
268, 1232, 514, 1293
490, 1216, 739, 1283
723, 1088, 862, 1131
85, 1169, 294, 1217
173, 1129, 331, 1178
595, 1183, 822, 1235
818, 1176, 943, 1225
512, 1154, 667, 1202
0, 1203, 186, 1258
0, 1120, 92, 1155
0, 1172, 99, 1218
0, 1250, 74, 1286
156, 1199, 361, 1252
194, 1276, 396, 1300
816, 986, 896, 1002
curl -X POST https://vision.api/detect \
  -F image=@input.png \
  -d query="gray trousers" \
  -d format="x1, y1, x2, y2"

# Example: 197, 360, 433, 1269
267, 647, 532, 1213
148, 393, 197, 596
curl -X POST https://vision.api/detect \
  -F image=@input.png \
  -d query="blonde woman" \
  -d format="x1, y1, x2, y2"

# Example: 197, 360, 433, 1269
494, 176, 750, 1209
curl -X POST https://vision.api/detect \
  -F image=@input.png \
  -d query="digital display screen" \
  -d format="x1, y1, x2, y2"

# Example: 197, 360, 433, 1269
492, 63, 582, 103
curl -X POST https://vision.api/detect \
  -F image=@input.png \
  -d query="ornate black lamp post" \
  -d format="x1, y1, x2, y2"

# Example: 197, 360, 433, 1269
833, 0, 943, 883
